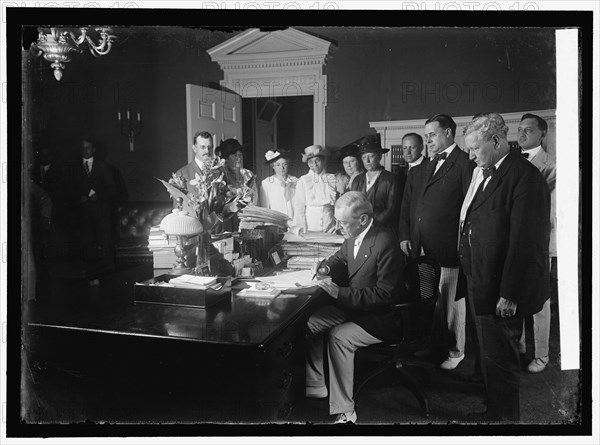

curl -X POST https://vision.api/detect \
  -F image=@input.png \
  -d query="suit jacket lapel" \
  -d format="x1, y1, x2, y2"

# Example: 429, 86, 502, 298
425, 146, 461, 187
471, 152, 518, 212
348, 225, 376, 279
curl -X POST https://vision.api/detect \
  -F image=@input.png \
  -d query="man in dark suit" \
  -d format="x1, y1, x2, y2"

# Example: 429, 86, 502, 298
78, 139, 117, 267
459, 113, 550, 421
350, 134, 400, 235
396, 133, 425, 199
305, 191, 403, 424
175, 130, 214, 195
399, 114, 475, 370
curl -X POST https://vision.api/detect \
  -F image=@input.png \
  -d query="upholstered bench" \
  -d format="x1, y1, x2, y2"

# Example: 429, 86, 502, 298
114, 201, 173, 269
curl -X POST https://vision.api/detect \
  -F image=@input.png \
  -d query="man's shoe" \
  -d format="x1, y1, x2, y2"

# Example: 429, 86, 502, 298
306, 386, 328, 399
527, 356, 549, 373
440, 354, 465, 370
334, 410, 357, 424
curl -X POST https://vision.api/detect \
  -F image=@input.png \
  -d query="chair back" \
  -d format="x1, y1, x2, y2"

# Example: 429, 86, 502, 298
402, 256, 441, 304
399, 256, 441, 343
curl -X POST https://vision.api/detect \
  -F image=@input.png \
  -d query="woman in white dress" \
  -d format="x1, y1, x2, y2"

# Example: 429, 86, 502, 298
335, 143, 364, 196
259, 149, 297, 219
293, 145, 337, 232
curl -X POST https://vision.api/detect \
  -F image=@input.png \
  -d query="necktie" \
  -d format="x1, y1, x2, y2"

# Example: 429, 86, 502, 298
433, 152, 447, 163
84, 160, 91, 176
428, 152, 447, 179
521, 152, 530, 159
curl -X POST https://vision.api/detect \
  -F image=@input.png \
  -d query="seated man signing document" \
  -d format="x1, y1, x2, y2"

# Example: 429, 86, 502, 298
305, 191, 404, 424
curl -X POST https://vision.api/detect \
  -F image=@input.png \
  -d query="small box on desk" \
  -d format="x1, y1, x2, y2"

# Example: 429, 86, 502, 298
134, 275, 232, 308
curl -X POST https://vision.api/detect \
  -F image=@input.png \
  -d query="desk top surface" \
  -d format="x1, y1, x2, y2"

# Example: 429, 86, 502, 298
26, 265, 325, 348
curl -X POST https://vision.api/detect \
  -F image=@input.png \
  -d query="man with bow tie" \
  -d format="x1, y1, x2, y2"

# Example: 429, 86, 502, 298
459, 113, 550, 421
305, 191, 403, 424
516, 113, 557, 374
399, 114, 475, 371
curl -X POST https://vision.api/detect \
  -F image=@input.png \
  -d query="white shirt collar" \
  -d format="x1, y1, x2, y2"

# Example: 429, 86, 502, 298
431, 143, 456, 160
194, 157, 204, 170
522, 145, 542, 160
83, 157, 94, 164
408, 155, 424, 169
354, 218, 374, 247
494, 152, 509, 170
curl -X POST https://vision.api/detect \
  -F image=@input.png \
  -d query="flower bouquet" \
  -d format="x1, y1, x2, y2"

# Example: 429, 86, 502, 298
157, 156, 255, 234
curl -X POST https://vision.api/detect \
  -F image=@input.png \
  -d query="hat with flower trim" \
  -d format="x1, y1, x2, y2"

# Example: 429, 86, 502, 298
301, 145, 328, 163
264, 149, 292, 164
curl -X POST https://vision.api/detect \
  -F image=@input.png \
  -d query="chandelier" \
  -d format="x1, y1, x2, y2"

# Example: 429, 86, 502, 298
33, 27, 117, 81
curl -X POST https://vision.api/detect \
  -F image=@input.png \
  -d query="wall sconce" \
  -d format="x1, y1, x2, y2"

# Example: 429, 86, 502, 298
118, 108, 143, 152
32, 27, 117, 81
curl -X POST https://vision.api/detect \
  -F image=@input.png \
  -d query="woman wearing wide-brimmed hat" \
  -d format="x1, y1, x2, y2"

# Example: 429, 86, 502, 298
334, 143, 364, 196
293, 145, 337, 232
350, 134, 400, 235
259, 149, 298, 219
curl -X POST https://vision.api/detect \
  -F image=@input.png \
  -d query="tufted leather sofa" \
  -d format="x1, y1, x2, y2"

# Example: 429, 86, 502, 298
114, 201, 173, 268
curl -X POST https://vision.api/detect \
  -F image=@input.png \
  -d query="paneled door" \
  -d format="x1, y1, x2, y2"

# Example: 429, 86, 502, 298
185, 84, 242, 163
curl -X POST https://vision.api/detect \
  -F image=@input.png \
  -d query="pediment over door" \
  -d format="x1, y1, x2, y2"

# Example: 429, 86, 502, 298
207, 27, 335, 145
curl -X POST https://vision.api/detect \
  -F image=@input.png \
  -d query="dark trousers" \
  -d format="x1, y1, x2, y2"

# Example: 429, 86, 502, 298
466, 276, 523, 421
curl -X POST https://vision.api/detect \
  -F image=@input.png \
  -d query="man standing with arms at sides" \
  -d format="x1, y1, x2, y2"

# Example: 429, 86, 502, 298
176, 130, 214, 195
399, 114, 474, 370
517, 113, 556, 374
460, 113, 550, 421
396, 133, 425, 207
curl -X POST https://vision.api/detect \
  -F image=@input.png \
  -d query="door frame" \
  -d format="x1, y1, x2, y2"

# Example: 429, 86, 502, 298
207, 28, 333, 149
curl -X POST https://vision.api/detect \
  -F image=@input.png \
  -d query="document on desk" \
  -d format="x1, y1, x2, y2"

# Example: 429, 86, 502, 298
257, 269, 331, 291
283, 229, 344, 245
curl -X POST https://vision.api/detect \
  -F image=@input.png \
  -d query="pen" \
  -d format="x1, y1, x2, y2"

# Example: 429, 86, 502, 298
312, 259, 324, 281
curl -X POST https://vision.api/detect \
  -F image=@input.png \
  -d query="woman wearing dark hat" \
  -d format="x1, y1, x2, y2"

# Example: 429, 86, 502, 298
216, 138, 258, 230
293, 145, 337, 232
335, 143, 364, 196
259, 149, 298, 219
350, 134, 400, 235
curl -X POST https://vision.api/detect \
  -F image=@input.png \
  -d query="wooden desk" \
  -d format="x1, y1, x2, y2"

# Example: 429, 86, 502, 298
24, 266, 326, 423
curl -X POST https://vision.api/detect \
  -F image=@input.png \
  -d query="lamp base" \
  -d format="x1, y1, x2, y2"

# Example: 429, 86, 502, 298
171, 264, 193, 275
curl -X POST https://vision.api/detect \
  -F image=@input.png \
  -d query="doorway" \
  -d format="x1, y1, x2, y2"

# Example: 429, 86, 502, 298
243, 95, 313, 185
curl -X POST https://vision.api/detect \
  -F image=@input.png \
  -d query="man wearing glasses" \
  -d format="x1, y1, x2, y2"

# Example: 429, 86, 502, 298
399, 114, 475, 370
305, 191, 403, 424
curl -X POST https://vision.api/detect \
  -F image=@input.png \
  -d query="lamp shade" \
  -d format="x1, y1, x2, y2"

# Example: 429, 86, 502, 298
160, 209, 203, 236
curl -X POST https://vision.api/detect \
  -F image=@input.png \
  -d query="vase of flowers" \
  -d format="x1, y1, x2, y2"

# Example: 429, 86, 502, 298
157, 156, 255, 273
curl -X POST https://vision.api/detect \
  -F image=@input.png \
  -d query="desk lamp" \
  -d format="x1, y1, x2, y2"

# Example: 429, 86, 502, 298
159, 199, 203, 275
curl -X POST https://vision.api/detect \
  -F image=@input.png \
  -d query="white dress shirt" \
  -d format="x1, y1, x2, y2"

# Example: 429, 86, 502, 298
83, 157, 94, 173
460, 153, 509, 227
353, 219, 374, 259
408, 155, 424, 170
521, 145, 542, 160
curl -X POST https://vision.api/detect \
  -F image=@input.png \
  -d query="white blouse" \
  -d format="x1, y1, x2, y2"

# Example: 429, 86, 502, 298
293, 171, 337, 232
260, 175, 298, 219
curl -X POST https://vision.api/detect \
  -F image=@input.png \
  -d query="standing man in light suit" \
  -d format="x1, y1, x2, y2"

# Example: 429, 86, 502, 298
305, 192, 403, 424
517, 113, 556, 374
459, 113, 550, 421
399, 114, 475, 370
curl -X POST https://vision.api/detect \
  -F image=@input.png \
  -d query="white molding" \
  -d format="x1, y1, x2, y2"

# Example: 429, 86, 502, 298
208, 28, 333, 146
370, 109, 557, 169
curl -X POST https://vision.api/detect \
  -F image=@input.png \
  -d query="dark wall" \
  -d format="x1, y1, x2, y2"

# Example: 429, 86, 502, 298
29, 26, 556, 202
301, 27, 556, 151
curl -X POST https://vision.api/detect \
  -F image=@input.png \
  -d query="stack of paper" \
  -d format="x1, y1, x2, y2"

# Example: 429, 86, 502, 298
237, 282, 282, 298
258, 269, 331, 290
286, 256, 324, 270
168, 275, 218, 289
238, 204, 290, 230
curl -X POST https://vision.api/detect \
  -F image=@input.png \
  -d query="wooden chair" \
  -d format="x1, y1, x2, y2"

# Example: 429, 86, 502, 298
354, 256, 441, 417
